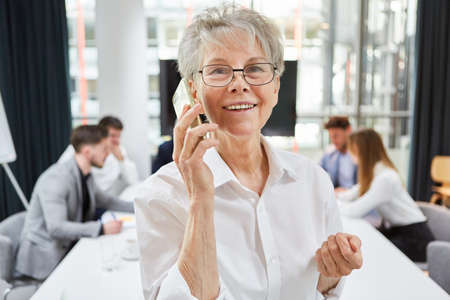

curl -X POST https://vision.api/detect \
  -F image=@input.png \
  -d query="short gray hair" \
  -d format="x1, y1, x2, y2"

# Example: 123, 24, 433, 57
177, 4, 285, 80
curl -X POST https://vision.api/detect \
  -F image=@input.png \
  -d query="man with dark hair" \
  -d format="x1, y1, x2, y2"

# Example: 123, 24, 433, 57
16, 125, 134, 280
70, 125, 108, 152
320, 116, 357, 191
98, 115, 123, 131
59, 115, 139, 196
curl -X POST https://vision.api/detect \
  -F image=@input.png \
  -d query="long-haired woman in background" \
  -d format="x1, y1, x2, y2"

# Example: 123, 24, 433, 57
338, 128, 434, 262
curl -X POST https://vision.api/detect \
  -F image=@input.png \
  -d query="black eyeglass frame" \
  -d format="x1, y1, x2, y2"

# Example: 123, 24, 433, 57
197, 63, 278, 87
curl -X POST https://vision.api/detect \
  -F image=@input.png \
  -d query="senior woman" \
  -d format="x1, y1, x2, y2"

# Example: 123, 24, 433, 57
135, 5, 362, 300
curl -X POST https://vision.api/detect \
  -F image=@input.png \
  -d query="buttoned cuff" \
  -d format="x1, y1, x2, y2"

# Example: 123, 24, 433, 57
316, 277, 346, 300
159, 264, 227, 300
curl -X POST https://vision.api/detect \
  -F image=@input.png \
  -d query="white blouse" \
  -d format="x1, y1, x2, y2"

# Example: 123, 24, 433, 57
338, 162, 426, 226
135, 138, 345, 300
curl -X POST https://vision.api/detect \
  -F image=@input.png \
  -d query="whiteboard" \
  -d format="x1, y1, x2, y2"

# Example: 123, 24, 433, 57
0, 92, 16, 163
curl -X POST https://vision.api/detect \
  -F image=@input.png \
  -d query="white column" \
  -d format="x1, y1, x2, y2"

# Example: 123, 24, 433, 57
96, 0, 149, 179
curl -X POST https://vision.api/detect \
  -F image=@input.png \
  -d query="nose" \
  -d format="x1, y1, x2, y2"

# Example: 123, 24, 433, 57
227, 71, 249, 94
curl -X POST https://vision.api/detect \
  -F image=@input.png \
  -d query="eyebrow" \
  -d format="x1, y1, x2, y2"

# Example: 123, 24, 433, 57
205, 57, 269, 65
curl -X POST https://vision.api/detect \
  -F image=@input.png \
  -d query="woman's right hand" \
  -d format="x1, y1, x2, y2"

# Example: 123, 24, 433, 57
174, 104, 221, 299
172, 103, 219, 209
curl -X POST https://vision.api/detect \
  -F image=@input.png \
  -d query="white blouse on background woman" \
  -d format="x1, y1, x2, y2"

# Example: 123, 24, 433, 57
338, 162, 426, 226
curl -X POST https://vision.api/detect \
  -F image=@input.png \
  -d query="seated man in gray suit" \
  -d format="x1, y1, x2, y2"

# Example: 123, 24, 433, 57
15, 125, 134, 280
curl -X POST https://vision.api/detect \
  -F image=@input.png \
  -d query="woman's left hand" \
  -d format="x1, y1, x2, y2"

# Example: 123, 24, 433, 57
315, 233, 362, 292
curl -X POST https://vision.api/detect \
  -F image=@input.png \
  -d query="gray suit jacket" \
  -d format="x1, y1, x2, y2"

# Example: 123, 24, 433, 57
15, 158, 134, 280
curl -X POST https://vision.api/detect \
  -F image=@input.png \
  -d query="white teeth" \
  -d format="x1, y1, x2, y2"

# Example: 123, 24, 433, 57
225, 104, 255, 110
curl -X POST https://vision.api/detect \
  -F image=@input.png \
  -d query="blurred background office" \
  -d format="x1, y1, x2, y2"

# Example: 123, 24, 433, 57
1, 0, 449, 239
63, 0, 414, 172
59, 0, 447, 196
2, 0, 449, 228
67, 0, 417, 176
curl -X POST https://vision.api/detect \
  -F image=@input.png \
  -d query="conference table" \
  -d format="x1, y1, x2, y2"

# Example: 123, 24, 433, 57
340, 218, 449, 300
31, 216, 449, 300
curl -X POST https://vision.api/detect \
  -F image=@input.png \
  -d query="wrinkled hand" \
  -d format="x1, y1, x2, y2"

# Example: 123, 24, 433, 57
315, 233, 362, 278
172, 104, 219, 207
103, 220, 123, 235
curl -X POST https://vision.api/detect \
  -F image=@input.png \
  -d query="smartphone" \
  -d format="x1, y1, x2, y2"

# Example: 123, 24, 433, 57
172, 79, 203, 128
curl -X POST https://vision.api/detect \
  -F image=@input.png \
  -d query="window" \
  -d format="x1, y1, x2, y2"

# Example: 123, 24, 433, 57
66, 0, 98, 126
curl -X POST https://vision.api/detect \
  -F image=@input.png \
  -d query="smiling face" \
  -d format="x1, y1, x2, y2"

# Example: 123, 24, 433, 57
190, 32, 280, 138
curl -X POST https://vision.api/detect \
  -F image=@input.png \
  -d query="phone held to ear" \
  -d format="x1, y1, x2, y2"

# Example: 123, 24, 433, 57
173, 78, 203, 128
173, 79, 211, 139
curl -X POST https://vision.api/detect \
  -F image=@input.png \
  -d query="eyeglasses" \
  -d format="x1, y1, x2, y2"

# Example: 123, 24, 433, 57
198, 63, 277, 87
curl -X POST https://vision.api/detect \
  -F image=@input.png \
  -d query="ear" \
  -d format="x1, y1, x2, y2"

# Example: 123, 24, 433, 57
274, 76, 280, 94
80, 144, 91, 158
188, 79, 206, 114
188, 79, 198, 102
270, 76, 280, 108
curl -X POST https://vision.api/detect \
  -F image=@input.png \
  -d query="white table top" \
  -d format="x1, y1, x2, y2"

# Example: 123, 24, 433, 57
341, 217, 449, 300
30, 227, 144, 300
31, 216, 449, 300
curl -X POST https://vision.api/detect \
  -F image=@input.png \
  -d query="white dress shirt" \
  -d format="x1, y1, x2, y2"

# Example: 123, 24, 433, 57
135, 137, 346, 300
58, 145, 139, 196
338, 162, 426, 226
